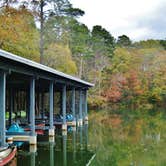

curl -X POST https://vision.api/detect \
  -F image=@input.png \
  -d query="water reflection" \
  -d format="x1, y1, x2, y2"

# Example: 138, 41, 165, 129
72, 128, 76, 164
17, 124, 94, 166
30, 152, 35, 166
49, 142, 54, 166
89, 114, 166, 166
62, 134, 67, 166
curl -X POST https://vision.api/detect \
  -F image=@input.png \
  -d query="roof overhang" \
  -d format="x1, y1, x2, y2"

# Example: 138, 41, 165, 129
0, 49, 94, 88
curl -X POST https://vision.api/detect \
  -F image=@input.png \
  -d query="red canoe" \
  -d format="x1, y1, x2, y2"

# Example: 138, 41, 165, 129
0, 146, 17, 166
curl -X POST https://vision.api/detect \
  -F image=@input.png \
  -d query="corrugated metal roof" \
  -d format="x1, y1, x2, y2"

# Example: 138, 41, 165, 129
0, 49, 94, 87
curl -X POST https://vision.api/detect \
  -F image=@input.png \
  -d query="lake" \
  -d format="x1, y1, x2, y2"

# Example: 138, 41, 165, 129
89, 111, 166, 166
13, 111, 166, 166
16, 125, 94, 166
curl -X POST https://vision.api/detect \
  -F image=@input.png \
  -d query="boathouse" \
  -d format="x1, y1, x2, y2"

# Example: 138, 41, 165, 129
0, 49, 94, 148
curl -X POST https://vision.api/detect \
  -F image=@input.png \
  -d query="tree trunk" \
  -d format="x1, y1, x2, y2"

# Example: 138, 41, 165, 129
40, 0, 44, 64
79, 55, 83, 79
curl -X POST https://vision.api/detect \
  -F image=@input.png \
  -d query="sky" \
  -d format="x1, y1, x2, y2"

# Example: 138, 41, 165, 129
70, 0, 166, 41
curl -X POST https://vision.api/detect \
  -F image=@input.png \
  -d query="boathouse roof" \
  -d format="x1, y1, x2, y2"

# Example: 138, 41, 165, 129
0, 49, 94, 88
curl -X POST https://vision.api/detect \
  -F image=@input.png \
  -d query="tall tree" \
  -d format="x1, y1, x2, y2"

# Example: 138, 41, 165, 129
92, 25, 115, 58
117, 35, 131, 47
91, 25, 115, 95
28, 0, 84, 64
69, 19, 91, 78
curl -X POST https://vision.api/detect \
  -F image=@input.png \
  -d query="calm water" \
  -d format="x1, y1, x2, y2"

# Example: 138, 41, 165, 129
12, 113, 166, 166
17, 125, 94, 166
89, 112, 166, 166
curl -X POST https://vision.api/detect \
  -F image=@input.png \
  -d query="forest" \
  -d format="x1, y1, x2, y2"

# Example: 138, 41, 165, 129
0, 0, 165, 114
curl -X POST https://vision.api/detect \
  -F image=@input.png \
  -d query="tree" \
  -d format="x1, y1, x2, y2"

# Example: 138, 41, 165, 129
69, 19, 91, 78
44, 43, 77, 75
28, 0, 84, 64
90, 25, 115, 95
0, 7, 40, 61
91, 25, 115, 58
160, 39, 166, 49
133, 39, 162, 49
117, 35, 131, 47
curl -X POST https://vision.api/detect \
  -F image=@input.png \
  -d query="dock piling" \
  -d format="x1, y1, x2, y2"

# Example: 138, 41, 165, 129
49, 81, 55, 137
62, 85, 67, 131
0, 70, 7, 148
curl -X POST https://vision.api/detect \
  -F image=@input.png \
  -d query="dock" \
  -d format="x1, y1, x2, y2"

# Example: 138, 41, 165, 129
0, 49, 93, 149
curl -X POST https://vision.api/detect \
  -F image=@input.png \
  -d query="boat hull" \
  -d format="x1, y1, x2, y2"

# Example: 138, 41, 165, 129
0, 146, 17, 166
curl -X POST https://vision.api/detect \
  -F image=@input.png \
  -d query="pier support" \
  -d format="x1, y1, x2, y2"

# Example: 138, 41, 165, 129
78, 89, 83, 126
26, 89, 30, 123
84, 90, 88, 122
9, 88, 14, 126
0, 71, 7, 148
29, 77, 36, 144
62, 85, 67, 131
49, 81, 55, 137
41, 91, 45, 119
71, 87, 76, 126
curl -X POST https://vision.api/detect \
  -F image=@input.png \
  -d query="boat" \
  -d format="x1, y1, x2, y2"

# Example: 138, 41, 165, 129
23, 119, 46, 135
52, 114, 74, 128
0, 146, 17, 166
6, 123, 25, 147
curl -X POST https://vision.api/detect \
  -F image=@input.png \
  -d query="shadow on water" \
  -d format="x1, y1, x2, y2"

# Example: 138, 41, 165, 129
17, 124, 94, 166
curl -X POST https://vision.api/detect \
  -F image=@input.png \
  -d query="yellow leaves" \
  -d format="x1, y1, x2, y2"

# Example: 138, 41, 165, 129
88, 95, 106, 109
44, 43, 77, 75
0, 7, 40, 61
112, 47, 133, 73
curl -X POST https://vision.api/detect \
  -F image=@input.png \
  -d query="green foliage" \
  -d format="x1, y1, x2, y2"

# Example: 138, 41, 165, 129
44, 43, 77, 75
160, 39, 166, 49
117, 35, 131, 47
100, 45, 166, 111
133, 39, 162, 49
91, 25, 115, 58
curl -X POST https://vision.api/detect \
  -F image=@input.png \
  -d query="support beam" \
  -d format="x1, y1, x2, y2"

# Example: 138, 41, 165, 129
49, 81, 55, 136
84, 90, 88, 122
29, 77, 36, 136
29, 77, 36, 145
41, 91, 45, 119
62, 85, 67, 131
71, 88, 76, 126
0, 71, 7, 148
60, 91, 63, 115
26, 89, 30, 123
79, 90, 83, 126
9, 88, 14, 126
